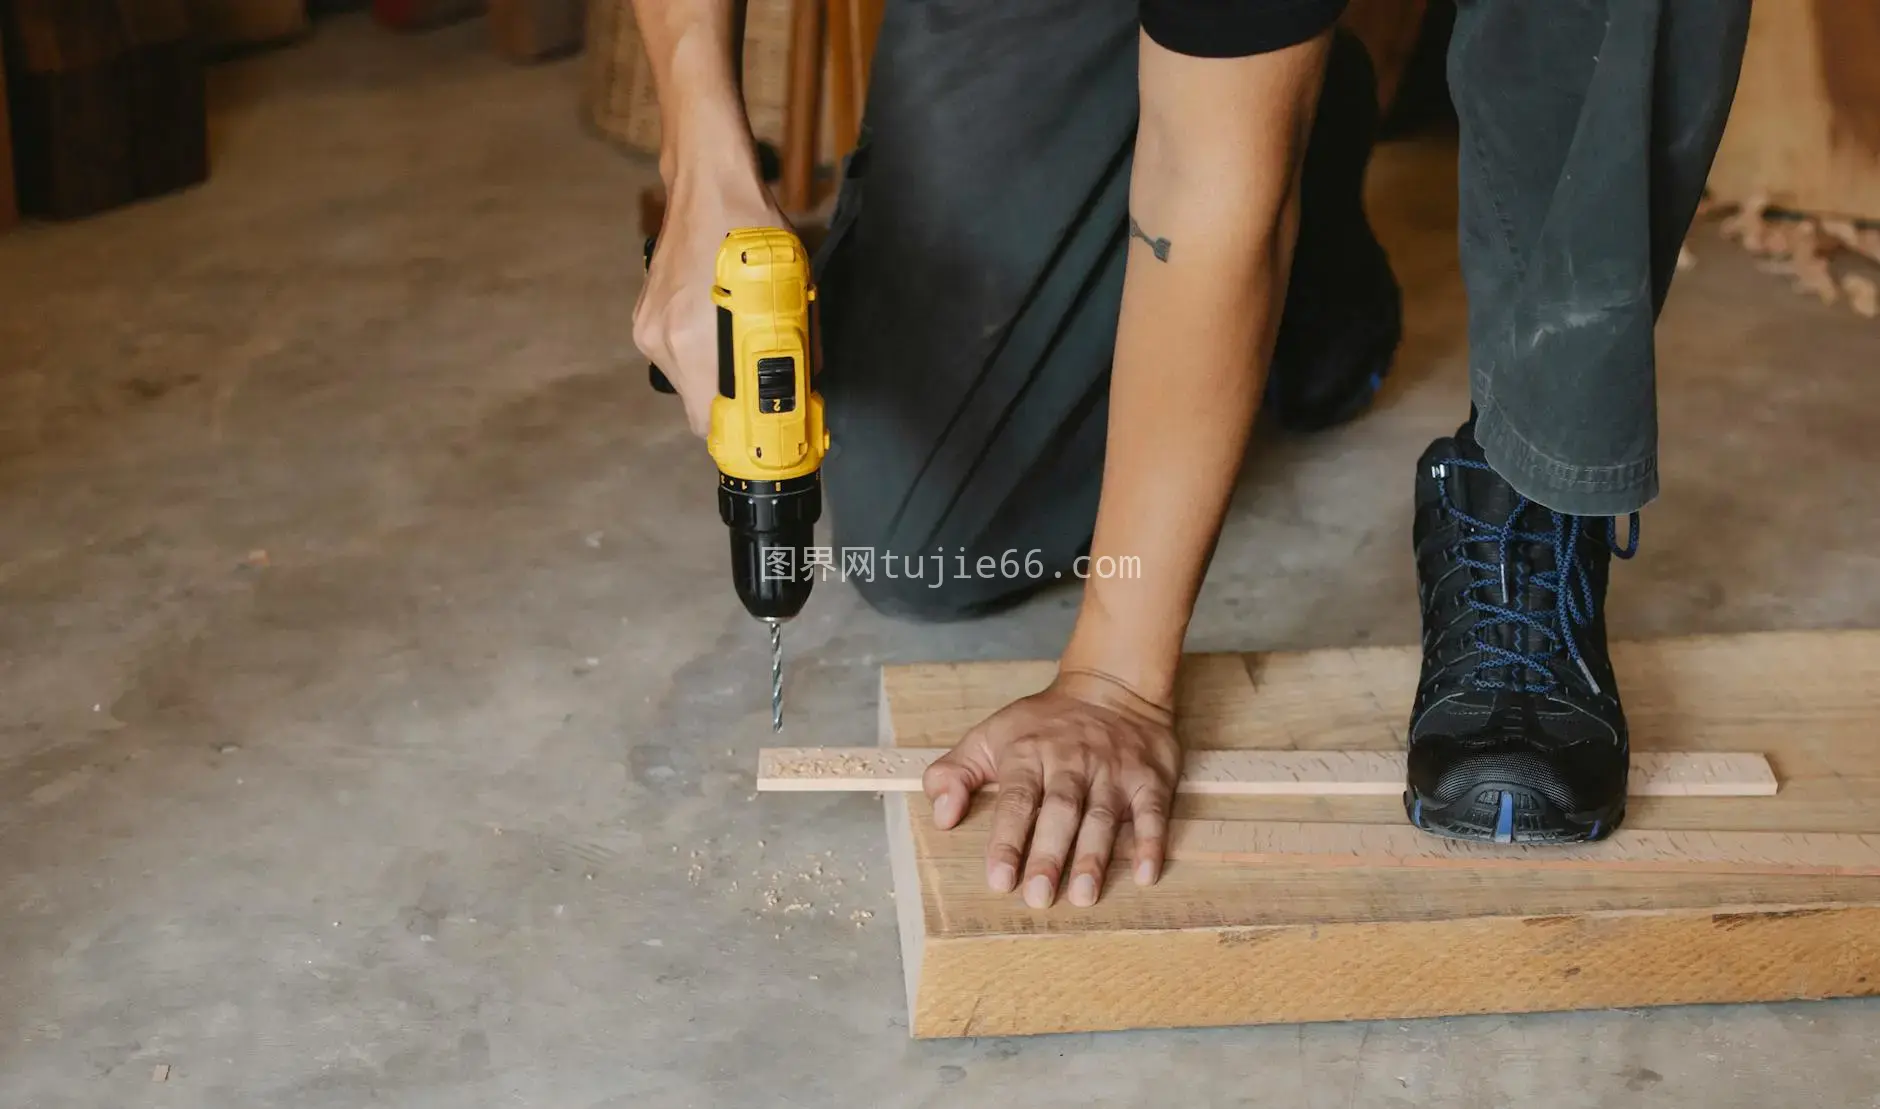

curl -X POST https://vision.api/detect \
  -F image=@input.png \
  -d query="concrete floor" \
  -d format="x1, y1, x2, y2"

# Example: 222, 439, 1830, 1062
3, 15, 1879, 1109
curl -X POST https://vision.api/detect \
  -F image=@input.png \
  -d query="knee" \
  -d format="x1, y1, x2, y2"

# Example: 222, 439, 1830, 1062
849, 569, 985, 624
842, 540, 1072, 622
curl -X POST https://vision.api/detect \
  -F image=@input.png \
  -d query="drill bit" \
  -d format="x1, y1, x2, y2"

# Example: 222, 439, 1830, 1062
767, 619, 784, 732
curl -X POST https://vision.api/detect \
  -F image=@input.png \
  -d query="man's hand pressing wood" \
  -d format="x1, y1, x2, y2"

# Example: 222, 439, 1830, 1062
921, 671, 1181, 908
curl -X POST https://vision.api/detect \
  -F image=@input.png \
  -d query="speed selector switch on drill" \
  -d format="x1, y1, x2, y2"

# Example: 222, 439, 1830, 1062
645, 229, 830, 732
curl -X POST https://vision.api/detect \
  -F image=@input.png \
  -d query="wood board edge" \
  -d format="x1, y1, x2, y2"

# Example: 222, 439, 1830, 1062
880, 669, 926, 1037
907, 902, 1880, 1038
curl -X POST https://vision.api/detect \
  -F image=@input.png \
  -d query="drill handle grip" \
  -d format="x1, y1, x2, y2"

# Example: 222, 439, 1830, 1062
641, 235, 679, 394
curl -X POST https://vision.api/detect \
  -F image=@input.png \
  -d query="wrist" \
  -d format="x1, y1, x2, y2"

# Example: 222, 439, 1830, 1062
665, 163, 774, 229
1059, 586, 1185, 709
1052, 666, 1177, 727
658, 106, 765, 200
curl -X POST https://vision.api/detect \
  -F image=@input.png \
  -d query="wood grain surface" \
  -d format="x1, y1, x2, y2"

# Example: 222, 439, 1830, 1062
880, 631, 1880, 1037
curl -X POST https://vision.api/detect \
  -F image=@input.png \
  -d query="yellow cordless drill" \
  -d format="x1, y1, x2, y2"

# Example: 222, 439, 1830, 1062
645, 229, 830, 731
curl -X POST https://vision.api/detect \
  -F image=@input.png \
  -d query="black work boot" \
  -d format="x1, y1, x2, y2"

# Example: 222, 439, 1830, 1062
1265, 27, 1403, 433
1404, 424, 1640, 844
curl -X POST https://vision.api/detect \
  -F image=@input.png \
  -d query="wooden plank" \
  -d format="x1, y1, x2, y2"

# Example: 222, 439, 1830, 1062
879, 631, 1880, 1038
911, 906, 1880, 1039
1708, 1, 1880, 221
879, 676, 929, 1023
759, 747, 1777, 798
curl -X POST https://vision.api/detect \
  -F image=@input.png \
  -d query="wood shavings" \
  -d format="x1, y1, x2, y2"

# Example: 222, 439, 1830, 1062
1821, 219, 1880, 268
1787, 220, 1839, 305
1843, 274, 1878, 319
1692, 194, 1729, 222
770, 754, 851, 778
1712, 196, 1879, 321
744, 849, 876, 924
1718, 193, 1770, 252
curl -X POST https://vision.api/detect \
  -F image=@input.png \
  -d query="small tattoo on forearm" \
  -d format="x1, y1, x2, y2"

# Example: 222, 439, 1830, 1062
1128, 217, 1171, 262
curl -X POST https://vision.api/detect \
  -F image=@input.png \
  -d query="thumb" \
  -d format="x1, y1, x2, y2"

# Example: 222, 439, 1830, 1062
922, 735, 996, 830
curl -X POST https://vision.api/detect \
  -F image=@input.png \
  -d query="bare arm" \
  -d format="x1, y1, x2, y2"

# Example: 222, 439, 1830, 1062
923, 30, 1333, 910
1062, 32, 1331, 703
630, 0, 787, 435
630, 0, 758, 186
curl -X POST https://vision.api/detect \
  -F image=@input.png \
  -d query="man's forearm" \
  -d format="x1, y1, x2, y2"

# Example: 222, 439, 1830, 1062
1060, 32, 1332, 705
630, 0, 761, 190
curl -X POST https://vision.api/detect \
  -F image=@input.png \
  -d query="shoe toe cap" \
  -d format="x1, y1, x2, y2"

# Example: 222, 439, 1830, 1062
1407, 731, 1625, 814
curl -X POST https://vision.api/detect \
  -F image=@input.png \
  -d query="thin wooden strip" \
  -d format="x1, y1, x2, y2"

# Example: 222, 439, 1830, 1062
1146, 821, 1880, 877
759, 747, 1778, 798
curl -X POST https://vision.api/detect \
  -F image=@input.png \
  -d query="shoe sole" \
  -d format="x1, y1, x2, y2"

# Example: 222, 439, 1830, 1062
1404, 783, 1625, 845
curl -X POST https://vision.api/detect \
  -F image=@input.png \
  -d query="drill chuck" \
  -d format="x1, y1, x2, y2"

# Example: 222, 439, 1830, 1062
720, 471, 822, 622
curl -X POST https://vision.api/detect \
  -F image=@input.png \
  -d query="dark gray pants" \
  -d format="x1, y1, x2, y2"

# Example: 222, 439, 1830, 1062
813, 0, 1751, 620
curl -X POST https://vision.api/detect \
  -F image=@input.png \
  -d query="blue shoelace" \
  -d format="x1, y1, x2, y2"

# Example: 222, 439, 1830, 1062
1436, 457, 1640, 695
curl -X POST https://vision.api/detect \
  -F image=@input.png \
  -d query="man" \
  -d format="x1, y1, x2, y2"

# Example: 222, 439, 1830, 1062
632, 0, 1751, 908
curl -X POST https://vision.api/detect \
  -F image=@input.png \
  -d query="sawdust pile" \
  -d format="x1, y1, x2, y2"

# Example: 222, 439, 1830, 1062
1693, 193, 1880, 319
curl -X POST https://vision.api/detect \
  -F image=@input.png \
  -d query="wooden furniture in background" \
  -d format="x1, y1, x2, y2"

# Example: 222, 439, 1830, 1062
822, 0, 878, 174
758, 0, 883, 214
775, 0, 879, 212
185, 0, 309, 54
776, 0, 822, 213
0, 0, 208, 220
371, 0, 486, 31
489, 0, 583, 63
0, 21, 16, 231
1708, 0, 1880, 221
621, 0, 878, 235
586, 0, 794, 160
878, 630, 1880, 1038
